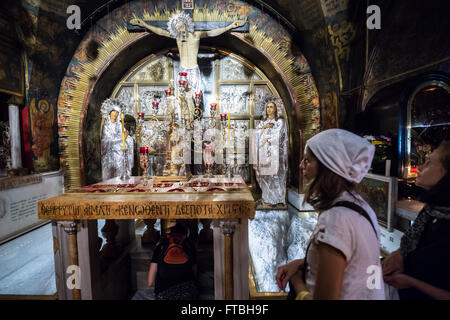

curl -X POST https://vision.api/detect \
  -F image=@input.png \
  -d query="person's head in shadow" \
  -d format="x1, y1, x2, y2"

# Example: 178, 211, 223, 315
168, 223, 189, 244
416, 140, 450, 206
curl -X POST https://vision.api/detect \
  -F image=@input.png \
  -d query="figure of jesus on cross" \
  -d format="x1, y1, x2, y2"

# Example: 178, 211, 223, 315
130, 12, 247, 95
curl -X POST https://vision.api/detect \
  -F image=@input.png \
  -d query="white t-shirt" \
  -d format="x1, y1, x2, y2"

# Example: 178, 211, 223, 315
305, 191, 385, 300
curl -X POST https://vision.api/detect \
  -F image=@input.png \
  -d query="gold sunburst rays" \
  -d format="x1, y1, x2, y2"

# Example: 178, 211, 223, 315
194, 6, 234, 22
59, 6, 318, 190
59, 24, 140, 189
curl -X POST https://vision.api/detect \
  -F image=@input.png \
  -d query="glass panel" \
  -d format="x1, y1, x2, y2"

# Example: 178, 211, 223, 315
198, 54, 216, 117
220, 56, 257, 81
115, 86, 134, 110
140, 121, 169, 152
230, 120, 250, 182
254, 85, 273, 116
407, 85, 450, 179
252, 72, 262, 80
219, 84, 250, 114
138, 85, 167, 114
127, 56, 169, 82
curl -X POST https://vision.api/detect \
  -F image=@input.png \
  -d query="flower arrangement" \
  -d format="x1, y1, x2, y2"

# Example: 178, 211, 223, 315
363, 135, 392, 163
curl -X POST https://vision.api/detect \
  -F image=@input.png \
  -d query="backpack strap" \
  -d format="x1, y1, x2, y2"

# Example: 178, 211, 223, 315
301, 200, 378, 284
333, 201, 378, 240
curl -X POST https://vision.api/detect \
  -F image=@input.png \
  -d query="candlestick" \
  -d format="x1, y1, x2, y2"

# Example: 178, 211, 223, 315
227, 113, 231, 149
121, 113, 126, 150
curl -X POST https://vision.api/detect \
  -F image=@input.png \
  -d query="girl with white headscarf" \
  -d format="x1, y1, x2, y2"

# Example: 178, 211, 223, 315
276, 129, 385, 300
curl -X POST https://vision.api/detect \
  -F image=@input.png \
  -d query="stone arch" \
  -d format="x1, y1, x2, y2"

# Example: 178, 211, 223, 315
57, 3, 320, 189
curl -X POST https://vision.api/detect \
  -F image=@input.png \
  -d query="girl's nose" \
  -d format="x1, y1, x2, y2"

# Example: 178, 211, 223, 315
300, 159, 305, 169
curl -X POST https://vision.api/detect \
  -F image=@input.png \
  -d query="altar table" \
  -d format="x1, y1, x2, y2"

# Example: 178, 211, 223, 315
38, 175, 255, 300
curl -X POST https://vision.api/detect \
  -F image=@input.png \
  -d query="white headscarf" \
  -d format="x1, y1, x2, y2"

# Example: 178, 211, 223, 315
306, 129, 375, 183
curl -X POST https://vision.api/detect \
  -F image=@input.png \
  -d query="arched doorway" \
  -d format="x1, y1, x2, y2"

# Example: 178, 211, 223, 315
57, 6, 319, 190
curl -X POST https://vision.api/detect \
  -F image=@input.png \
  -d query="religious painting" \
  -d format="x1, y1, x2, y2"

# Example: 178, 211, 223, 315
0, 44, 24, 97
254, 85, 273, 116
128, 56, 169, 82
220, 56, 257, 81
356, 173, 397, 231
0, 122, 11, 176
321, 91, 338, 129
30, 98, 55, 171
219, 84, 250, 114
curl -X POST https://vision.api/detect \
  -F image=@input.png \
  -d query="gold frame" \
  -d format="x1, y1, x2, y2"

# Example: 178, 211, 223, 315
249, 256, 288, 300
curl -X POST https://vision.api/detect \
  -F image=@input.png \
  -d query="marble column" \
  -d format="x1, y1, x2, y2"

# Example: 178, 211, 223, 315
219, 220, 238, 300
61, 221, 81, 300
8, 105, 22, 169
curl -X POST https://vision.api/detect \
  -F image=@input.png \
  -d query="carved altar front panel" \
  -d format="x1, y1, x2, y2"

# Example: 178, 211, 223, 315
38, 176, 254, 221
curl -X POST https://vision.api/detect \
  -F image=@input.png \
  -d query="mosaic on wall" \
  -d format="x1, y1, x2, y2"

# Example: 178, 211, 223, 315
19, 0, 81, 172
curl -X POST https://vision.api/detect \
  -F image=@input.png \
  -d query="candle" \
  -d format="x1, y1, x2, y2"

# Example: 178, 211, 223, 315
121, 113, 126, 150
227, 113, 231, 149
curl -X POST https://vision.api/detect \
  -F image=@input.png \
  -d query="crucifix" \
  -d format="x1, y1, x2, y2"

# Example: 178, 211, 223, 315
127, 10, 248, 94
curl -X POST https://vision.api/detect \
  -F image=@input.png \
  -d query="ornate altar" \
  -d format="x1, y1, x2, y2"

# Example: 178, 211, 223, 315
38, 175, 254, 300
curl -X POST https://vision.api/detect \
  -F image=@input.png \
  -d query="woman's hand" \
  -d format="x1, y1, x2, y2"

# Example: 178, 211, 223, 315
384, 272, 413, 289
276, 259, 304, 291
290, 269, 309, 294
382, 249, 404, 276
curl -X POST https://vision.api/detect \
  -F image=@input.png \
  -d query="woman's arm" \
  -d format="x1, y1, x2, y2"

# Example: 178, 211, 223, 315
382, 248, 404, 276
384, 273, 450, 300
276, 259, 304, 291
290, 270, 313, 300
148, 262, 158, 287
200, 20, 246, 38
130, 18, 171, 37
313, 242, 347, 300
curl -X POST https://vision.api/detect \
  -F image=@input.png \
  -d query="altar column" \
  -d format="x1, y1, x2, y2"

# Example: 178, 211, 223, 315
214, 219, 249, 300
61, 221, 81, 300
221, 220, 236, 299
